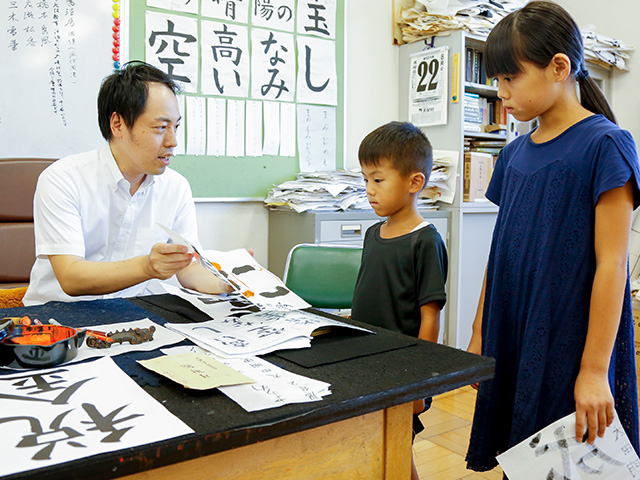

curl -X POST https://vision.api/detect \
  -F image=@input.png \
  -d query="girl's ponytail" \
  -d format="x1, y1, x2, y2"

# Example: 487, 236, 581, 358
577, 68, 617, 124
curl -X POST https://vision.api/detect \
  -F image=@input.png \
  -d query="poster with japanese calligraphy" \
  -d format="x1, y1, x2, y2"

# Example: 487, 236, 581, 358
297, 0, 336, 39
201, 20, 250, 97
252, 0, 295, 32
297, 104, 336, 172
145, 11, 199, 93
202, 0, 249, 23
124, 0, 345, 196
251, 28, 295, 102
0, 357, 193, 477
497, 411, 640, 479
296, 36, 338, 106
2, 0, 112, 158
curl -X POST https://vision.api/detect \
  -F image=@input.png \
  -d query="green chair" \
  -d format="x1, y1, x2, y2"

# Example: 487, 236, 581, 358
283, 244, 363, 310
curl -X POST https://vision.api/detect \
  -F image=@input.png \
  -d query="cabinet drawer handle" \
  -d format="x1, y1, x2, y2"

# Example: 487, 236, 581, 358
341, 224, 362, 237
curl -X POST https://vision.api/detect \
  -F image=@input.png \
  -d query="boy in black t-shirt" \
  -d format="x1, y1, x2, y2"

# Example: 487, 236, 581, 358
351, 121, 448, 480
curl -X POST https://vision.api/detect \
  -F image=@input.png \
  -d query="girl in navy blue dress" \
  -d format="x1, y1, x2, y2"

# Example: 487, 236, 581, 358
465, 1, 640, 473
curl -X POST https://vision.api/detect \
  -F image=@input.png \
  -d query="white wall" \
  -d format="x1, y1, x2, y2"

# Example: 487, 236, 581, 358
559, 0, 640, 141
344, 0, 401, 169
195, 201, 269, 266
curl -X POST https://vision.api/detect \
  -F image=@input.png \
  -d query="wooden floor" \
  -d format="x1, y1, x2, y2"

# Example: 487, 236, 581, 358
413, 386, 504, 480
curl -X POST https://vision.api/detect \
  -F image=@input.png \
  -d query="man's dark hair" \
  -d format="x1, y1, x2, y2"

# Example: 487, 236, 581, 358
358, 121, 433, 180
97, 61, 179, 141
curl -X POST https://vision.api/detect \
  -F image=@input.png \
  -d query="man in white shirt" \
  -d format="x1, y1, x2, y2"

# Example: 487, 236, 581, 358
23, 62, 229, 306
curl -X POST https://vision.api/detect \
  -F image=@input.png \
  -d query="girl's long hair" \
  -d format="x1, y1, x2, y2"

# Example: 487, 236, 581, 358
484, 1, 616, 124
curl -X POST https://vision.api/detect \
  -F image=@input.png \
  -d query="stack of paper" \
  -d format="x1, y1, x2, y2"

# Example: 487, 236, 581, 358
397, 0, 526, 43
420, 149, 458, 205
264, 170, 369, 213
582, 27, 634, 71
397, 1, 633, 73
265, 159, 454, 212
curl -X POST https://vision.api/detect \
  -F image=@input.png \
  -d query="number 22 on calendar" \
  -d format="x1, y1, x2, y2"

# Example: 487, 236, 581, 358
408, 46, 448, 127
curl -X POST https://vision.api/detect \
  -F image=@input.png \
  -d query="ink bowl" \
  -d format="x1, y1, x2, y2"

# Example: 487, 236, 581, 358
0, 320, 87, 368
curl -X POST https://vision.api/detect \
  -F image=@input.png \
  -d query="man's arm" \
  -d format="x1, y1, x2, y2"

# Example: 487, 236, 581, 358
176, 262, 233, 294
49, 243, 194, 296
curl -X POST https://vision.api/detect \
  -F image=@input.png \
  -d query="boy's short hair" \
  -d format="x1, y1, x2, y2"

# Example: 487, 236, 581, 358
358, 121, 433, 180
97, 61, 179, 141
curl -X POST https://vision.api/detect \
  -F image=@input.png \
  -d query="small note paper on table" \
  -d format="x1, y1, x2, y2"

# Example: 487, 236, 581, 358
497, 410, 640, 479
162, 346, 331, 411
138, 352, 255, 390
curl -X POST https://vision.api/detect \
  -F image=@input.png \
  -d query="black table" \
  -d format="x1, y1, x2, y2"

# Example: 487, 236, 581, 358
0, 295, 494, 480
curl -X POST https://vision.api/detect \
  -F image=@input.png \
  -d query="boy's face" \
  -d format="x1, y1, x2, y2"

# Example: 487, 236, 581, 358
361, 158, 418, 218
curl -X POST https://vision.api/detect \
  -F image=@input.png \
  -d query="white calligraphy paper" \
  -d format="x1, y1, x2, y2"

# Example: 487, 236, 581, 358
497, 411, 640, 479
297, 104, 336, 172
280, 102, 297, 157
146, 11, 199, 93
263, 101, 281, 155
162, 345, 331, 411
186, 95, 206, 155
206, 97, 226, 156
245, 100, 263, 157
226, 99, 246, 157
201, 0, 249, 23
297, 0, 337, 39
251, 0, 295, 32
162, 284, 369, 358
251, 28, 295, 102
0, 357, 193, 477
201, 20, 249, 97
296, 36, 337, 106
203, 248, 310, 310
154, 225, 309, 310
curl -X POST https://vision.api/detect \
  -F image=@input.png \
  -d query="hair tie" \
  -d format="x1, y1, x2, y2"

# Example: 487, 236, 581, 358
577, 68, 590, 81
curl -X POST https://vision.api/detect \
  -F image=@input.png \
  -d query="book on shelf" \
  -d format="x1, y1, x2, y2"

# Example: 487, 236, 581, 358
463, 152, 493, 202
464, 122, 483, 133
465, 46, 492, 85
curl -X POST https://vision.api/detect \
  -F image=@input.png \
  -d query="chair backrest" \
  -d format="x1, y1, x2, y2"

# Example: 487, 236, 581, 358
0, 158, 55, 287
283, 244, 363, 309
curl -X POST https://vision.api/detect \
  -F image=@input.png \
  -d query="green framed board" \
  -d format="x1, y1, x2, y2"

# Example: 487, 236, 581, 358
124, 0, 345, 198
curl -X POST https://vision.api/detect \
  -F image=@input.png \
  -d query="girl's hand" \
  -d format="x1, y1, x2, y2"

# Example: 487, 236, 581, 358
574, 369, 615, 444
